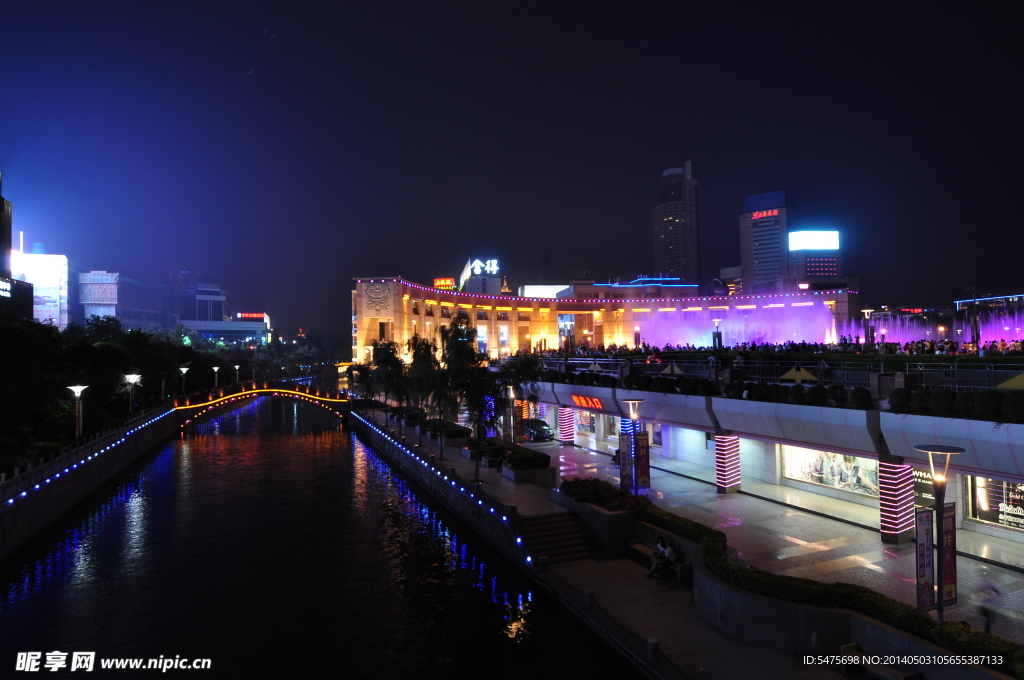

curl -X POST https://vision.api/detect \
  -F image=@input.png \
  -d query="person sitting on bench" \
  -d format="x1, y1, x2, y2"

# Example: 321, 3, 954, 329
645, 536, 676, 579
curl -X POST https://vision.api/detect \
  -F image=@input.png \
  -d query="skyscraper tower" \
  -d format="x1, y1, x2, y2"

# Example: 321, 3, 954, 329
1, 171, 12, 279
652, 162, 701, 284
739, 190, 788, 290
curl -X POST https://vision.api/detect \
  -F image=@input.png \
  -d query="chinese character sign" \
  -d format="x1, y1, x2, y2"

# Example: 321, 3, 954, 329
618, 434, 633, 491
635, 432, 651, 489
942, 502, 957, 606
915, 508, 935, 610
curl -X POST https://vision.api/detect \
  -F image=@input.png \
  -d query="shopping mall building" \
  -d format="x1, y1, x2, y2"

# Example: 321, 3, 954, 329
352, 276, 1024, 552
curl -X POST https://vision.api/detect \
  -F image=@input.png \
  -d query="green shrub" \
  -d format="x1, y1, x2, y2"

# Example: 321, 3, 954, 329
559, 476, 650, 511
888, 388, 912, 413
723, 381, 744, 399
504, 447, 551, 470
827, 384, 847, 407
767, 383, 784, 403
806, 384, 828, 406
851, 386, 872, 410
697, 378, 717, 396
954, 390, 974, 418
930, 388, 957, 417
974, 390, 1004, 421
789, 383, 806, 405
743, 382, 756, 399
643, 506, 726, 544
752, 381, 771, 402
911, 389, 932, 414
1004, 391, 1024, 423
932, 622, 1024, 677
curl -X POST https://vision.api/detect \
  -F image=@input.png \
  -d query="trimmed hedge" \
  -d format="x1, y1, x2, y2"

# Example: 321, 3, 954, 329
559, 476, 652, 511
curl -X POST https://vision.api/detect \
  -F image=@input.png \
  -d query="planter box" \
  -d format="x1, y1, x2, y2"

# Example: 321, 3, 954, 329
550, 490, 641, 557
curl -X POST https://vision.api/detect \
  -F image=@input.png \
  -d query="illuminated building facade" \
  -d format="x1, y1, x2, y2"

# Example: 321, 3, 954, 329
11, 249, 70, 329
652, 163, 701, 284
351, 276, 858, 362
79, 271, 169, 330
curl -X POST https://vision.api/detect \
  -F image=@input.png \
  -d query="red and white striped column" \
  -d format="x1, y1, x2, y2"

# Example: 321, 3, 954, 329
879, 461, 915, 543
557, 407, 575, 446
715, 433, 741, 493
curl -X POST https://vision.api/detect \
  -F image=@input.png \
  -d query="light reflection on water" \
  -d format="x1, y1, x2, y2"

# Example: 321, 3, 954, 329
0, 398, 640, 678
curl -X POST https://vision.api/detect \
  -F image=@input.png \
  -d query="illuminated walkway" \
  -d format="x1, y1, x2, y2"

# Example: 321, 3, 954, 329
544, 437, 1024, 645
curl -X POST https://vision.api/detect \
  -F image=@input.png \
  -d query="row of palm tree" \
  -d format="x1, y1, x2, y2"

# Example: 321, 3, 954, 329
350, 318, 543, 477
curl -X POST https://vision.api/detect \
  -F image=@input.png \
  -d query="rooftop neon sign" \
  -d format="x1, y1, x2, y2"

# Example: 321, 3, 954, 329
752, 209, 779, 220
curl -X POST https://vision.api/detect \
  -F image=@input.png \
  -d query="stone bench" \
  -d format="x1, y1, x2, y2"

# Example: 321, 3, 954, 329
629, 539, 692, 586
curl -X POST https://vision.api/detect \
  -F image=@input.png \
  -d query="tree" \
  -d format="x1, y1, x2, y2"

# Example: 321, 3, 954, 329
371, 341, 405, 434
407, 334, 440, 446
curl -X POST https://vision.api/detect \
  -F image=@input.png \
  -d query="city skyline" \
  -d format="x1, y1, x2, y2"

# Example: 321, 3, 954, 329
0, 3, 1022, 333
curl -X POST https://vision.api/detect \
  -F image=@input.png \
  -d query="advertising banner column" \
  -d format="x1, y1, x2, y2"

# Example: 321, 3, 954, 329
635, 432, 650, 489
941, 502, 957, 606
915, 508, 935, 610
618, 434, 633, 491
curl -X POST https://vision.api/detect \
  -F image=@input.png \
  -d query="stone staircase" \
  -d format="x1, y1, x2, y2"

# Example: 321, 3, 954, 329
515, 512, 596, 564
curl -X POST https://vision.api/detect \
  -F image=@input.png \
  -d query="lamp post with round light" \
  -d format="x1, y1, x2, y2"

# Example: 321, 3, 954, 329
913, 443, 965, 624
180, 367, 189, 394
68, 385, 87, 439
125, 374, 141, 415
212, 366, 220, 388
633, 326, 640, 350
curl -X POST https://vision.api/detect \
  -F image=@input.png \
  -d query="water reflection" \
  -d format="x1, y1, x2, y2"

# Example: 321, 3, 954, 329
0, 398, 640, 678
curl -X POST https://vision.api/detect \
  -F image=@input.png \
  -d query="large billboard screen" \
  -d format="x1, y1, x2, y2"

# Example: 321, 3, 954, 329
782, 445, 879, 497
10, 251, 68, 328
788, 230, 839, 251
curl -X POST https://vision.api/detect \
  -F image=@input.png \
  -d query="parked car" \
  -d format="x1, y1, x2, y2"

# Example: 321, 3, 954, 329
522, 418, 554, 442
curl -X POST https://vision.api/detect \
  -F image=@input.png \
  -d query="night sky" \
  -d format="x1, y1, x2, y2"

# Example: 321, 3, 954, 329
1, 2, 1021, 334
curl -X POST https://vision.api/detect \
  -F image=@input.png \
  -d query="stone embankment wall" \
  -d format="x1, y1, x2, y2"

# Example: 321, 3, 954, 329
0, 406, 178, 563
349, 413, 529, 570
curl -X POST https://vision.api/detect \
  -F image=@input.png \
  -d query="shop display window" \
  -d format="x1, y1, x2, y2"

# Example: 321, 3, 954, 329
968, 476, 1024, 531
781, 446, 879, 498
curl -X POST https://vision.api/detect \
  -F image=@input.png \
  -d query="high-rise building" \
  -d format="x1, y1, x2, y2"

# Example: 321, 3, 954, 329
0, 172, 34, 320
652, 163, 701, 284
1, 171, 12, 280
788, 230, 843, 280
739, 190, 789, 290
11, 246, 70, 329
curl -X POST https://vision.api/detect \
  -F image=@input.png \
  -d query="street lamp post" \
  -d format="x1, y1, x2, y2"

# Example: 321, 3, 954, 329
234, 365, 240, 384
67, 386, 87, 439
622, 399, 645, 494
633, 326, 640, 350
212, 366, 220, 388
913, 444, 965, 624
712, 319, 723, 350
125, 374, 141, 415
180, 367, 189, 394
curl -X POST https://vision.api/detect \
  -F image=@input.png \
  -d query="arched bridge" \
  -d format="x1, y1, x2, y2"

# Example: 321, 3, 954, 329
174, 382, 348, 430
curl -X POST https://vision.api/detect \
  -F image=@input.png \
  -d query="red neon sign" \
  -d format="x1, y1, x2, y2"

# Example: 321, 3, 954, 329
571, 395, 604, 409
752, 209, 779, 220
433, 278, 456, 289
237, 312, 265, 319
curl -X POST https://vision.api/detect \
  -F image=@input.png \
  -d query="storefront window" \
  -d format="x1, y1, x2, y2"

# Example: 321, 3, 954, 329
969, 476, 1024, 531
605, 415, 618, 440
781, 446, 879, 498
576, 411, 596, 435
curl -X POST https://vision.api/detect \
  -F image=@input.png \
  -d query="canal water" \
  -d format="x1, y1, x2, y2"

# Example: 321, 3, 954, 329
0, 398, 641, 678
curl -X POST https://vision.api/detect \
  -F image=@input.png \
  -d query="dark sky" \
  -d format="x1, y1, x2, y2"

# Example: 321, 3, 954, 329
1, 2, 1022, 333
